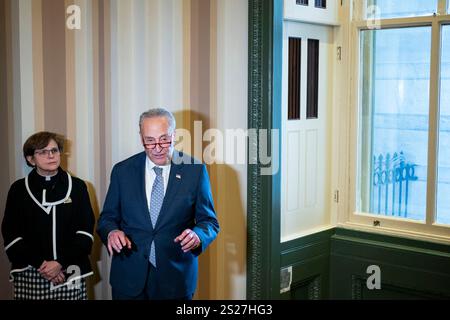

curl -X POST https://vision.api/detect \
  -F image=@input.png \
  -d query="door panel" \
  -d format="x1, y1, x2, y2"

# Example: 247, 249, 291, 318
281, 21, 333, 241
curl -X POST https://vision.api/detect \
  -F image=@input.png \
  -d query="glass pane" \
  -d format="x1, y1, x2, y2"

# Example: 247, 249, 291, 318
358, 27, 431, 221
366, 0, 437, 19
288, 37, 301, 120
437, 25, 450, 225
296, 0, 308, 6
315, 0, 326, 9
307, 39, 319, 119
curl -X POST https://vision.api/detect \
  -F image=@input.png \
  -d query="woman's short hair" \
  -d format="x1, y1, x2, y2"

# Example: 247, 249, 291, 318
23, 131, 65, 167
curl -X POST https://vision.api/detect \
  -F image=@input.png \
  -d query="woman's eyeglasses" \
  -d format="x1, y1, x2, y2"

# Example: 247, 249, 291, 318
34, 148, 60, 157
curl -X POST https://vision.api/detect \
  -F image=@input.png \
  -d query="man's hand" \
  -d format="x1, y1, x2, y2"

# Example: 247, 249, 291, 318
174, 229, 201, 252
38, 260, 62, 281
107, 230, 132, 256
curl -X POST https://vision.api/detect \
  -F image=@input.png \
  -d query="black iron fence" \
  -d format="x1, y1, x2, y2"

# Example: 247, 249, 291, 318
371, 151, 418, 217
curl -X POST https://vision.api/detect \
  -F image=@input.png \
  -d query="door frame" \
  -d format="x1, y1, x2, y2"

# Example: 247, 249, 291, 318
247, 0, 283, 299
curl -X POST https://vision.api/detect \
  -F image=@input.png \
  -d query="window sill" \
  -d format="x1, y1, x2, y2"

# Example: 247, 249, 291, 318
338, 220, 450, 246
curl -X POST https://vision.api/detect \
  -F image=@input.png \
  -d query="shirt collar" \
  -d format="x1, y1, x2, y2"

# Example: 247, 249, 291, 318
146, 156, 171, 172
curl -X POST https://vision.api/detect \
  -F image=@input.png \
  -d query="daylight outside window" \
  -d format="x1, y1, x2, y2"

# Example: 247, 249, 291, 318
366, 0, 438, 19
437, 25, 450, 225
358, 27, 432, 222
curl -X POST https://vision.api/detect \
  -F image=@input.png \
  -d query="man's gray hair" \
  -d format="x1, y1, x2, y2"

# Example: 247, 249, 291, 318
139, 108, 176, 133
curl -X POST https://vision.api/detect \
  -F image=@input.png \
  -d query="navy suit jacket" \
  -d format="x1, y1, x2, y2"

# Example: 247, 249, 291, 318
97, 151, 219, 298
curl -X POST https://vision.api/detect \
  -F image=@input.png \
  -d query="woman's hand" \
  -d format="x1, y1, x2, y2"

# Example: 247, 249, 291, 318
50, 271, 66, 285
38, 260, 62, 281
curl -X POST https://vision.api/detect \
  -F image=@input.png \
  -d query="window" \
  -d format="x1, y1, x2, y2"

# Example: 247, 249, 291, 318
296, 0, 309, 6
307, 39, 319, 118
358, 27, 431, 221
366, 0, 438, 19
437, 25, 450, 224
288, 37, 302, 120
351, 0, 450, 236
315, 0, 326, 9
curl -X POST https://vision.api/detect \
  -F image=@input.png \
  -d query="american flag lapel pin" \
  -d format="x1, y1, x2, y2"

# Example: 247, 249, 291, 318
176, 174, 181, 179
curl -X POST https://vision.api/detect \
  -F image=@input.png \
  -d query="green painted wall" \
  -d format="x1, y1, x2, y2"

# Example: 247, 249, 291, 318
279, 228, 450, 299
280, 229, 333, 299
330, 228, 450, 299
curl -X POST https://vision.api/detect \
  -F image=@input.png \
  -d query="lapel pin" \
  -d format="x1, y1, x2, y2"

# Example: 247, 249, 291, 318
64, 197, 72, 204
176, 174, 181, 179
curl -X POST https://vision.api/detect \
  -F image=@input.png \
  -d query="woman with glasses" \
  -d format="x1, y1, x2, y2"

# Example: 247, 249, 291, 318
1, 131, 95, 300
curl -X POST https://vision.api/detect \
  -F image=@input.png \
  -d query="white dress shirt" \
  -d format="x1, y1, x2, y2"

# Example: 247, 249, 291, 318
145, 156, 171, 212
107, 157, 171, 240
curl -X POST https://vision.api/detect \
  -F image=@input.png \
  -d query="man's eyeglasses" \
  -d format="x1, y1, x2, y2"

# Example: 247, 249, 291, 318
143, 140, 172, 150
34, 148, 60, 157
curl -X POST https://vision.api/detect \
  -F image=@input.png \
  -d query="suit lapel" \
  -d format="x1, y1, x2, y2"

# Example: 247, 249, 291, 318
137, 152, 153, 229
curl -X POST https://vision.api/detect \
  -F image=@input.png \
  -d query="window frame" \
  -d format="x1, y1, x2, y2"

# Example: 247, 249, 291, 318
339, 0, 450, 243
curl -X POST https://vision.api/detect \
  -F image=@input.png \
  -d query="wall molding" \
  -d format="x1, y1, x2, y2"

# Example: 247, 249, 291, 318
247, 0, 283, 299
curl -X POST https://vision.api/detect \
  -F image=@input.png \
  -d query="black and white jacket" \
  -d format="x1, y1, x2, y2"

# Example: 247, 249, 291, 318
2, 168, 95, 281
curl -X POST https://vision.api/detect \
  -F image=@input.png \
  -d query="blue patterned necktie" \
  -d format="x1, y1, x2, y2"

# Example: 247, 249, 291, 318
149, 166, 164, 267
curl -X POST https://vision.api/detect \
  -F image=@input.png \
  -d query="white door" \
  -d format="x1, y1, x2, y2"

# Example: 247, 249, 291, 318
281, 21, 333, 241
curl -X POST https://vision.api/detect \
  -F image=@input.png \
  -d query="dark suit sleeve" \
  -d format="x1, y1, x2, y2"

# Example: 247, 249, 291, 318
1, 183, 30, 266
57, 181, 95, 270
97, 166, 122, 245
192, 164, 220, 256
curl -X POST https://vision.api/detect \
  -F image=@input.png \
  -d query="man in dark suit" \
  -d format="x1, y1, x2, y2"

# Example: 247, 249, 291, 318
97, 108, 219, 300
